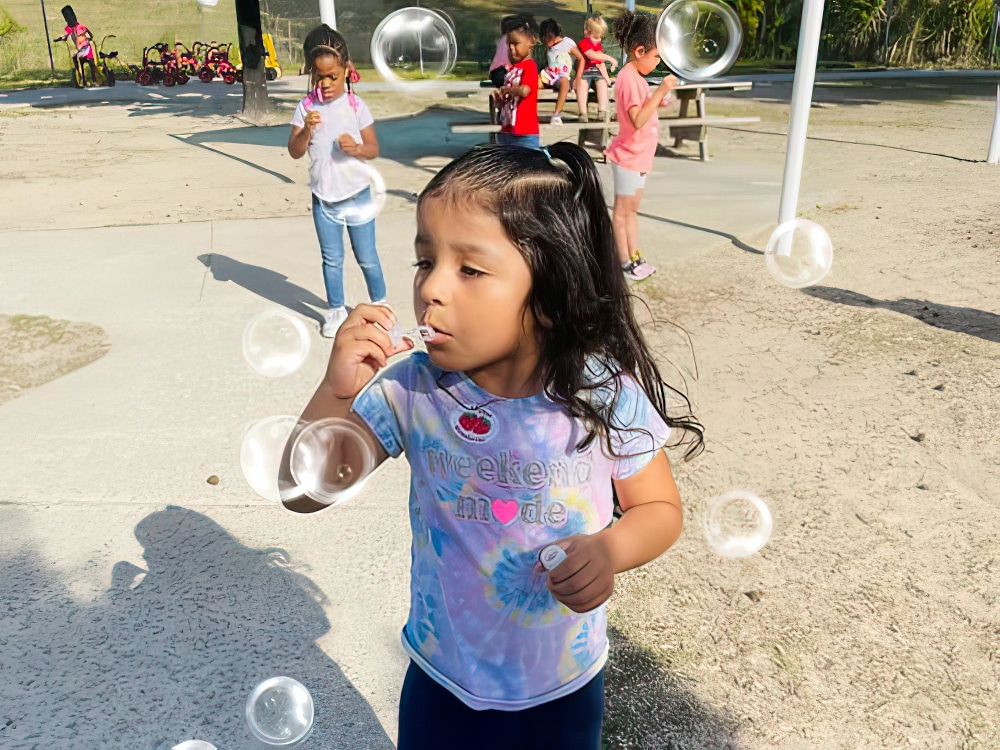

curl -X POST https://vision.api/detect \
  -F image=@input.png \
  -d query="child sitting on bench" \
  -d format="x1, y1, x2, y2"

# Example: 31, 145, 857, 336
539, 18, 586, 126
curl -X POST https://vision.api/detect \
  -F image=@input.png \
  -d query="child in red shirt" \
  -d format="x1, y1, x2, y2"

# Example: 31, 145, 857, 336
496, 15, 540, 150
574, 13, 618, 123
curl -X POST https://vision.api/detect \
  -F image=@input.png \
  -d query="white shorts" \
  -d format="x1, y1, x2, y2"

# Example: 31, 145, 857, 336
610, 161, 647, 196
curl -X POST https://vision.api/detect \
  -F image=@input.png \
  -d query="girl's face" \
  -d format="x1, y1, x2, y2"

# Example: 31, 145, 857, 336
632, 44, 661, 75
414, 197, 539, 398
311, 53, 346, 101
506, 30, 535, 64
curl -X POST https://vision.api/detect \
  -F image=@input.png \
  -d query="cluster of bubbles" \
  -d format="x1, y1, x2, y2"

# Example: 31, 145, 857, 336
170, 677, 315, 748
240, 310, 385, 506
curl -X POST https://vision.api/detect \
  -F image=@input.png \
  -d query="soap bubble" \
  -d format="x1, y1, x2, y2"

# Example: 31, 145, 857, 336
703, 490, 772, 558
656, 0, 743, 82
240, 415, 298, 503
243, 311, 311, 378
172, 742, 216, 750
245, 676, 314, 746
315, 164, 386, 227
288, 417, 377, 506
371, 7, 458, 88
764, 218, 834, 289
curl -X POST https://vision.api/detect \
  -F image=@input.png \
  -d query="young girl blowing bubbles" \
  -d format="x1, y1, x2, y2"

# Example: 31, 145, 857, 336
606, 11, 678, 282
288, 25, 388, 338
280, 143, 703, 749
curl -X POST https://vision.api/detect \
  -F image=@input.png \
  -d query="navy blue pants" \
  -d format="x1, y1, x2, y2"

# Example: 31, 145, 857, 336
397, 661, 605, 750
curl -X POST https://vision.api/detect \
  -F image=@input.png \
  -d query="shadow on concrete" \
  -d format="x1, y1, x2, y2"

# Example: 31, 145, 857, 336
165, 104, 485, 177
714, 126, 980, 164
636, 212, 763, 255
803, 287, 1000, 343
169, 132, 295, 184
376, 105, 486, 172
0, 505, 394, 748
198, 253, 328, 324
603, 625, 742, 749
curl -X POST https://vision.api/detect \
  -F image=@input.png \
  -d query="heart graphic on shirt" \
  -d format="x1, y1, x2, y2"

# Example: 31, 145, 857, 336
491, 498, 519, 525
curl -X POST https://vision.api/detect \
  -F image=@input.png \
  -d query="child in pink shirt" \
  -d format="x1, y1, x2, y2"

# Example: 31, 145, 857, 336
605, 11, 677, 282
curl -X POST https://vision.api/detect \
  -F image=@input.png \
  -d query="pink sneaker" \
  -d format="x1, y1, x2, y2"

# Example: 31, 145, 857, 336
622, 258, 656, 281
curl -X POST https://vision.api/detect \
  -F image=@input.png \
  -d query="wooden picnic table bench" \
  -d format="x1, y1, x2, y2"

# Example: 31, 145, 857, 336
459, 78, 756, 161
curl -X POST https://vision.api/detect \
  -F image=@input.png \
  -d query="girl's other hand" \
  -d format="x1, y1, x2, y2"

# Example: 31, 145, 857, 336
337, 133, 359, 153
328, 304, 413, 399
304, 110, 321, 132
608, 58, 619, 72
544, 534, 615, 613
659, 74, 678, 92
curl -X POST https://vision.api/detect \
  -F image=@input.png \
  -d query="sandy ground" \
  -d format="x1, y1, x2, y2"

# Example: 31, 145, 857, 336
1, 75, 999, 749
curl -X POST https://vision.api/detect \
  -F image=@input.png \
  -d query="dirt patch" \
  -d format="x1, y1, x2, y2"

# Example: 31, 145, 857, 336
0, 315, 111, 406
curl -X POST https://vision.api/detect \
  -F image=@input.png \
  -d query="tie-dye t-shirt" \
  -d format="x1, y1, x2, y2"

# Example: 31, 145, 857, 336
352, 353, 669, 710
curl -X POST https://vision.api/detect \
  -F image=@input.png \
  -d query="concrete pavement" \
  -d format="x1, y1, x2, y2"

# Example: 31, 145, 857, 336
0, 75, 788, 747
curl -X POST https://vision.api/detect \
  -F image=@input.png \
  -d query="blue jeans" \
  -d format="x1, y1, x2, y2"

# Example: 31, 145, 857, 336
311, 191, 387, 308
497, 132, 541, 150
397, 660, 605, 750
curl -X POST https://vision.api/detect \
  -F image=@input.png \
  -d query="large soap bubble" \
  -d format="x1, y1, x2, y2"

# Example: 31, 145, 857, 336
243, 310, 311, 378
288, 417, 378, 506
371, 7, 458, 88
656, 0, 743, 82
703, 490, 773, 558
764, 218, 834, 288
245, 676, 314, 746
240, 415, 298, 503
314, 163, 387, 227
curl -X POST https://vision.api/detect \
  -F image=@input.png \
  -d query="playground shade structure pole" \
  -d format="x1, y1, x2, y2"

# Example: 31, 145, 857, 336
319, 0, 336, 29
778, 0, 825, 224
39, 0, 55, 75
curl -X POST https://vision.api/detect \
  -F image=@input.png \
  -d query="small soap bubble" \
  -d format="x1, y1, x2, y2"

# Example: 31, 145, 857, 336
243, 310, 311, 378
370, 7, 458, 88
172, 742, 217, 750
656, 0, 743, 81
703, 490, 773, 558
764, 218, 834, 289
245, 676, 314, 746
288, 418, 377, 506
240, 415, 298, 503
315, 163, 387, 226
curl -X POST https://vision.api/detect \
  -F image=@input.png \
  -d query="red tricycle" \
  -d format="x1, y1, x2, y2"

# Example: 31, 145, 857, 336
198, 41, 238, 84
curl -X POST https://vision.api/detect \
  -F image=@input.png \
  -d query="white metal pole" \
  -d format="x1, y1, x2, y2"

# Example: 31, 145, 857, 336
319, 0, 336, 29
778, 0, 826, 224
988, 84, 1000, 164
625, 0, 635, 11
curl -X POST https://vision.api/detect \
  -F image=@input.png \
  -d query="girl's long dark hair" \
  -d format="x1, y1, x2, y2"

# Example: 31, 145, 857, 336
419, 143, 704, 460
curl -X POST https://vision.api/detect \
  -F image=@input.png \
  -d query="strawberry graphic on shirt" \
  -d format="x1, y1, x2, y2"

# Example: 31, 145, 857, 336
454, 409, 496, 443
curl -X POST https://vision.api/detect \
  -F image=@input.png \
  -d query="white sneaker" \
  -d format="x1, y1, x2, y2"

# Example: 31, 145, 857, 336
550, 112, 563, 125
321, 306, 349, 338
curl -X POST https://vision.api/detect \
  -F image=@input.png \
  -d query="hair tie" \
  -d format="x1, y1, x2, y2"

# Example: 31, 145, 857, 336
540, 146, 552, 161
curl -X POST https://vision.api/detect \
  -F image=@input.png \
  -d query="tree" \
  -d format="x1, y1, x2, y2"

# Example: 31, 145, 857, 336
235, 0, 269, 122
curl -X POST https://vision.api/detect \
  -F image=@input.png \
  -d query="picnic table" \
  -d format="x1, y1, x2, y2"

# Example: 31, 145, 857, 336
450, 78, 758, 162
